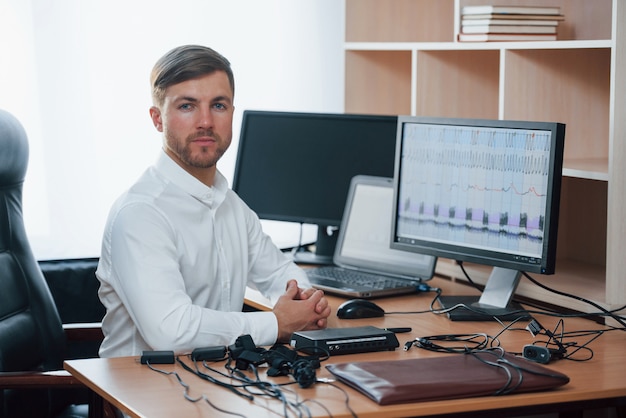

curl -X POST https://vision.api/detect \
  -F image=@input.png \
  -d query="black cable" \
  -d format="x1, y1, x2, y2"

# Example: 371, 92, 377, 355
146, 361, 247, 417
456, 260, 484, 292
246, 364, 293, 418
384, 286, 442, 315
405, 333, 496, 353
289, 222, 306, 258
222, 357, 292, 403
177, 356, 254, 401
194, 350, 321, 417
469, 348, 519, 395
522, 271, 626, 328
528, 319, 607, 362
492, 315, 528, 341
318, 381, 358, 418
496, 350, 571, 382
468, 348, 569, 395
451, 260, 626, 326
149, 342, 347, 418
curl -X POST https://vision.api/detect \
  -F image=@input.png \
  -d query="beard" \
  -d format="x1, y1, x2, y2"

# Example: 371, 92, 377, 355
165, 129, 230, 169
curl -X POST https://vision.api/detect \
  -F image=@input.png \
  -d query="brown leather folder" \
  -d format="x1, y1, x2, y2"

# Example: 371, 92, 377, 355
326, 351, 570, 405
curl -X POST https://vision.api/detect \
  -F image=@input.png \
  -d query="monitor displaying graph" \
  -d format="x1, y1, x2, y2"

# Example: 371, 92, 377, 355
392, 116, 565, 275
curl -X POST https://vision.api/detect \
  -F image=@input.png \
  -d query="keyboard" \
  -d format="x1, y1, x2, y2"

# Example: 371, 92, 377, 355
307, 266, 421, 290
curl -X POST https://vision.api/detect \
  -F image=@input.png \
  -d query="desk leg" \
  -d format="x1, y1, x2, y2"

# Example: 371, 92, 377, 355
87, 388, 121, 418
88, 389, 103, 418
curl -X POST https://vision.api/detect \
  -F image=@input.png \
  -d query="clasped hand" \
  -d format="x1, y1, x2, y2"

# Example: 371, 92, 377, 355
273, 279, 331, 343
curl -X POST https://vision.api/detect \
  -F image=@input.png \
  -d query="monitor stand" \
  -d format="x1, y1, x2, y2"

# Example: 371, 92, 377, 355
437, 267, 530, 321
292, 224, 338, 265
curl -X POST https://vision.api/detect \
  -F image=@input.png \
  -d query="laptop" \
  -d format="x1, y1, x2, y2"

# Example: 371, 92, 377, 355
306, 175, 437, 298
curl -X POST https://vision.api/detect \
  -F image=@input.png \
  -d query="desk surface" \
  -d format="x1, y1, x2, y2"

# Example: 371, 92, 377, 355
65, 276, 626, 418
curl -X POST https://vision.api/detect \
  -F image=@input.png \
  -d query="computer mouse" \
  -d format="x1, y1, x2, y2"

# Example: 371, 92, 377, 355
336, 299, 385, 319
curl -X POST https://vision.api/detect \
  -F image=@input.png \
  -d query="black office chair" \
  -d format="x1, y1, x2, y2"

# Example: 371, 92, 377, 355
0, 109, 100, 418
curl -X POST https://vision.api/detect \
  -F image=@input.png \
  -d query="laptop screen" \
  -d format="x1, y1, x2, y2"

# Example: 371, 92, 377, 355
334, 176, 436, 280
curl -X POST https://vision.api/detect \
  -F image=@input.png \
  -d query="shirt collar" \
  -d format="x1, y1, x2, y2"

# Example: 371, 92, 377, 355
155, 149, 228, 208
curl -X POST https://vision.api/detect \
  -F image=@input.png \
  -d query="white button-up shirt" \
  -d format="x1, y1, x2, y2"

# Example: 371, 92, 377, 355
96, 150, 309, 357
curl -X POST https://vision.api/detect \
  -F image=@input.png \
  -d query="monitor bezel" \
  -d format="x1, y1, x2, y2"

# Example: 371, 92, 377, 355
390, 115, 565, 275
232, 109, 398, 264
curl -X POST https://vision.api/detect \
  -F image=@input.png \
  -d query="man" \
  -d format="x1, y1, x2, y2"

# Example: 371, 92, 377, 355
96, 45, 330, 358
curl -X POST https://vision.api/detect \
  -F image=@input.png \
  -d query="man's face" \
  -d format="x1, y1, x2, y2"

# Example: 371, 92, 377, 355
150, 71, 234, 183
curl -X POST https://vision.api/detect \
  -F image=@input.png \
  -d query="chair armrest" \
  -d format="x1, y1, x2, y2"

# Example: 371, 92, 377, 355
0, 370, 82, 389
63, 322, 104, 342
0, 324, 102, 390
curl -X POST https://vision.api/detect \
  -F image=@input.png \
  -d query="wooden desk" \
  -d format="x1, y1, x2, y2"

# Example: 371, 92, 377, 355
65, 276, 626, 418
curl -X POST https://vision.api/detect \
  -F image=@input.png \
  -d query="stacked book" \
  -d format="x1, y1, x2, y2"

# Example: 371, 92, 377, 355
458, 5, 564, 42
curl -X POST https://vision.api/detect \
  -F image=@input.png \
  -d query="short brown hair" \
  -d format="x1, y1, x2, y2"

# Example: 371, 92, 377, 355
150, 45, 235, 106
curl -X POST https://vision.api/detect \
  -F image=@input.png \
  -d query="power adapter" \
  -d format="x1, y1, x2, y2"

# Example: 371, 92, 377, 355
191, 346, 227, 361
140, 350, 175, 364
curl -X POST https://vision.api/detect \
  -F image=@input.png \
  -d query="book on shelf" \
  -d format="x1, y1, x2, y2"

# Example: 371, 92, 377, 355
462, 18, 561, 26
462, 14, 565, 21
462, 25, 557, 34
458, 33, 557, 42
462, 5, 561, 16
458, 5, 564, 42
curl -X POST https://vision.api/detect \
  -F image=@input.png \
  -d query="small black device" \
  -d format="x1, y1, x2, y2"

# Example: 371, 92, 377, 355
191, 346, 227, 361
140, 350, 175, 364
290, 326, 399, 355
523, 319, 567, 363
336, 299, 385, 319
523, 344, 564, 364
265, 345, 321, 388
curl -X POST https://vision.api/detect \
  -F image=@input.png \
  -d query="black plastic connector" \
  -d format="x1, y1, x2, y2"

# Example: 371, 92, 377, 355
191, 346, 227, 361
140, 350, 175, 364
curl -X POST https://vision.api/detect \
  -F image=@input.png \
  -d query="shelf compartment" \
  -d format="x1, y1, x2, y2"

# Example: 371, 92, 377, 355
458, 0, 612, 41
346, 0, 455, 43
345, 50, 412, 116
557, 177, 607, 267
503, 48, 611, 166
415, 50, 499, 119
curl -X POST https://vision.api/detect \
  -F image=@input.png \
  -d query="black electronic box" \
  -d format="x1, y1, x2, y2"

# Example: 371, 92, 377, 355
290, 326, 399, 355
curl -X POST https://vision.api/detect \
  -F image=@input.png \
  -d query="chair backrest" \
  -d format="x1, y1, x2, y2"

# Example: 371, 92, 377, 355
0, 109, 66, 372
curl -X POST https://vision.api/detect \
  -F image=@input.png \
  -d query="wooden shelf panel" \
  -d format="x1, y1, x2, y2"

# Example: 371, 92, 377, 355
562, 158, 608, 181
344, 40, 612, 52
504, 48, 611, 162
346, 0, 455, 43
345, 50, 412, 115
416, 50, 499, 118
346, 47, 612, 167
458, 0, 613, 41
346, 0, 613, 43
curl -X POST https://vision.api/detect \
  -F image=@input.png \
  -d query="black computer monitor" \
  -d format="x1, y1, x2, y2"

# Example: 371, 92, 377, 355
233, 110, 398, 264
391, 116, 565, 320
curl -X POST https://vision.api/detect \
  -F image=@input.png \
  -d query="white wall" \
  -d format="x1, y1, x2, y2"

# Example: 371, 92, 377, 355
0, 0, 345, 260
